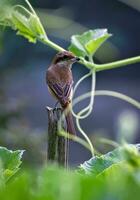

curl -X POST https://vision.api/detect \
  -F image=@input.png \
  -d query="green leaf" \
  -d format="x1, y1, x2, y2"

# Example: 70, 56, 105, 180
0, 1, 47, 43
0, 147, 24, 182
85, 29, 112, 55
0, 163, 140, 200
12, 11, 37, 43
29, 15, 47, 40
69, 29, 112, 58
98, 162, 133, 181
79, 144, 140, 177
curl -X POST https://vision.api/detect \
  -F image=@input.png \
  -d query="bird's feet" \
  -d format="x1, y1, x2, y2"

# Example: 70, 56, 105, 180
54, 100, 59, 109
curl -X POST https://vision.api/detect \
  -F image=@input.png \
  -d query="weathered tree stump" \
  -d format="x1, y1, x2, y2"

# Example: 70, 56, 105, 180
46, 107, 68, 167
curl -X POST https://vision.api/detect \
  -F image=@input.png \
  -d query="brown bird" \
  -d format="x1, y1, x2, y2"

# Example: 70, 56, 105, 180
46, 51, 80, 135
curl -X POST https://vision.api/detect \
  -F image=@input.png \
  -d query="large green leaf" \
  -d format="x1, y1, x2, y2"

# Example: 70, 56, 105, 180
69, 29, 112, 58
0, 163, 140, 200
0, 147, 24, 182
80, 144, 140, 176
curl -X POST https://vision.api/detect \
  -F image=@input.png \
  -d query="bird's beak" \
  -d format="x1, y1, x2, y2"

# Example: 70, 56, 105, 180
76, 57, 80, 61
70, 57, 80, 62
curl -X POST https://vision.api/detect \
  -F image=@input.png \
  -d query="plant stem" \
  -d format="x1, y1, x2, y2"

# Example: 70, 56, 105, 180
73, 90, 140, 110
95, 90, 140, 109
25, 0, 36, 15
41, 38, 65, 52
95, 56, 140, 72
39, 38, 140, 72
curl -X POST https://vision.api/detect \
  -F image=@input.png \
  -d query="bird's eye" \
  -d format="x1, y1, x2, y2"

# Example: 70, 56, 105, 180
63, 55, 68, 60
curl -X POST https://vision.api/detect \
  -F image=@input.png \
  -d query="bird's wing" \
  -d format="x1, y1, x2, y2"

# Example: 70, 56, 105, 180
48, 81, 73, 105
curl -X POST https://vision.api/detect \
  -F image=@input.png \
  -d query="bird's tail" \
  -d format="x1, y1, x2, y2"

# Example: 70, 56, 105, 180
63, 104, 76, 135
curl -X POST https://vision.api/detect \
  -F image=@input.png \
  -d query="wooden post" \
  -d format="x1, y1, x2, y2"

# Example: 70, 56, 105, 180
57, 134, 68, 167
46, 107, 68, 167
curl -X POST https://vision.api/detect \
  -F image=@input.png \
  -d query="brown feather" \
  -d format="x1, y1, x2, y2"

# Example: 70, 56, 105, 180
46, 51, 76, 135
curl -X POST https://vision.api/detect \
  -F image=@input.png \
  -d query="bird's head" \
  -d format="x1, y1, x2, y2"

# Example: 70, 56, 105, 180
52, 51, 80, 67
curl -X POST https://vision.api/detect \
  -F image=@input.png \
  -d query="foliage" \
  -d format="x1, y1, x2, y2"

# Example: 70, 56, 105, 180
0, 144, 140, 199
79, 144, 140, 176
0, 0, 47, 43
69, 29, 112, 58
0, 1, 140, 199
0, 0, 140, 71
0, 146, 24, 183
0, 4, 139, 152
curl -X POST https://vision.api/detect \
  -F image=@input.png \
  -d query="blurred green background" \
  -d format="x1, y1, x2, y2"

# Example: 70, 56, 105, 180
0, 0, 140, 167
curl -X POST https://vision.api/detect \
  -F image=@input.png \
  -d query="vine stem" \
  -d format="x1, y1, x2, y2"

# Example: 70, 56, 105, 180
59, 130, 93, 153
80, 56, 140, 71
39, 37, 140, 72
2, 0, 140, 72
72, 90, 140, 110
25, 0, 36, 15
58, 89, 140, 156
98, 138, 119, 148
72, 55, 95, 156
94, 56, 140, 72
72, 71, 92, 119
40, 38, 65, 52
13, 5, 32, 15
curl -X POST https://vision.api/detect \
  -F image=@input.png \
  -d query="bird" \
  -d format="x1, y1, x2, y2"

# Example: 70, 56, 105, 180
46, 51, 80, 135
